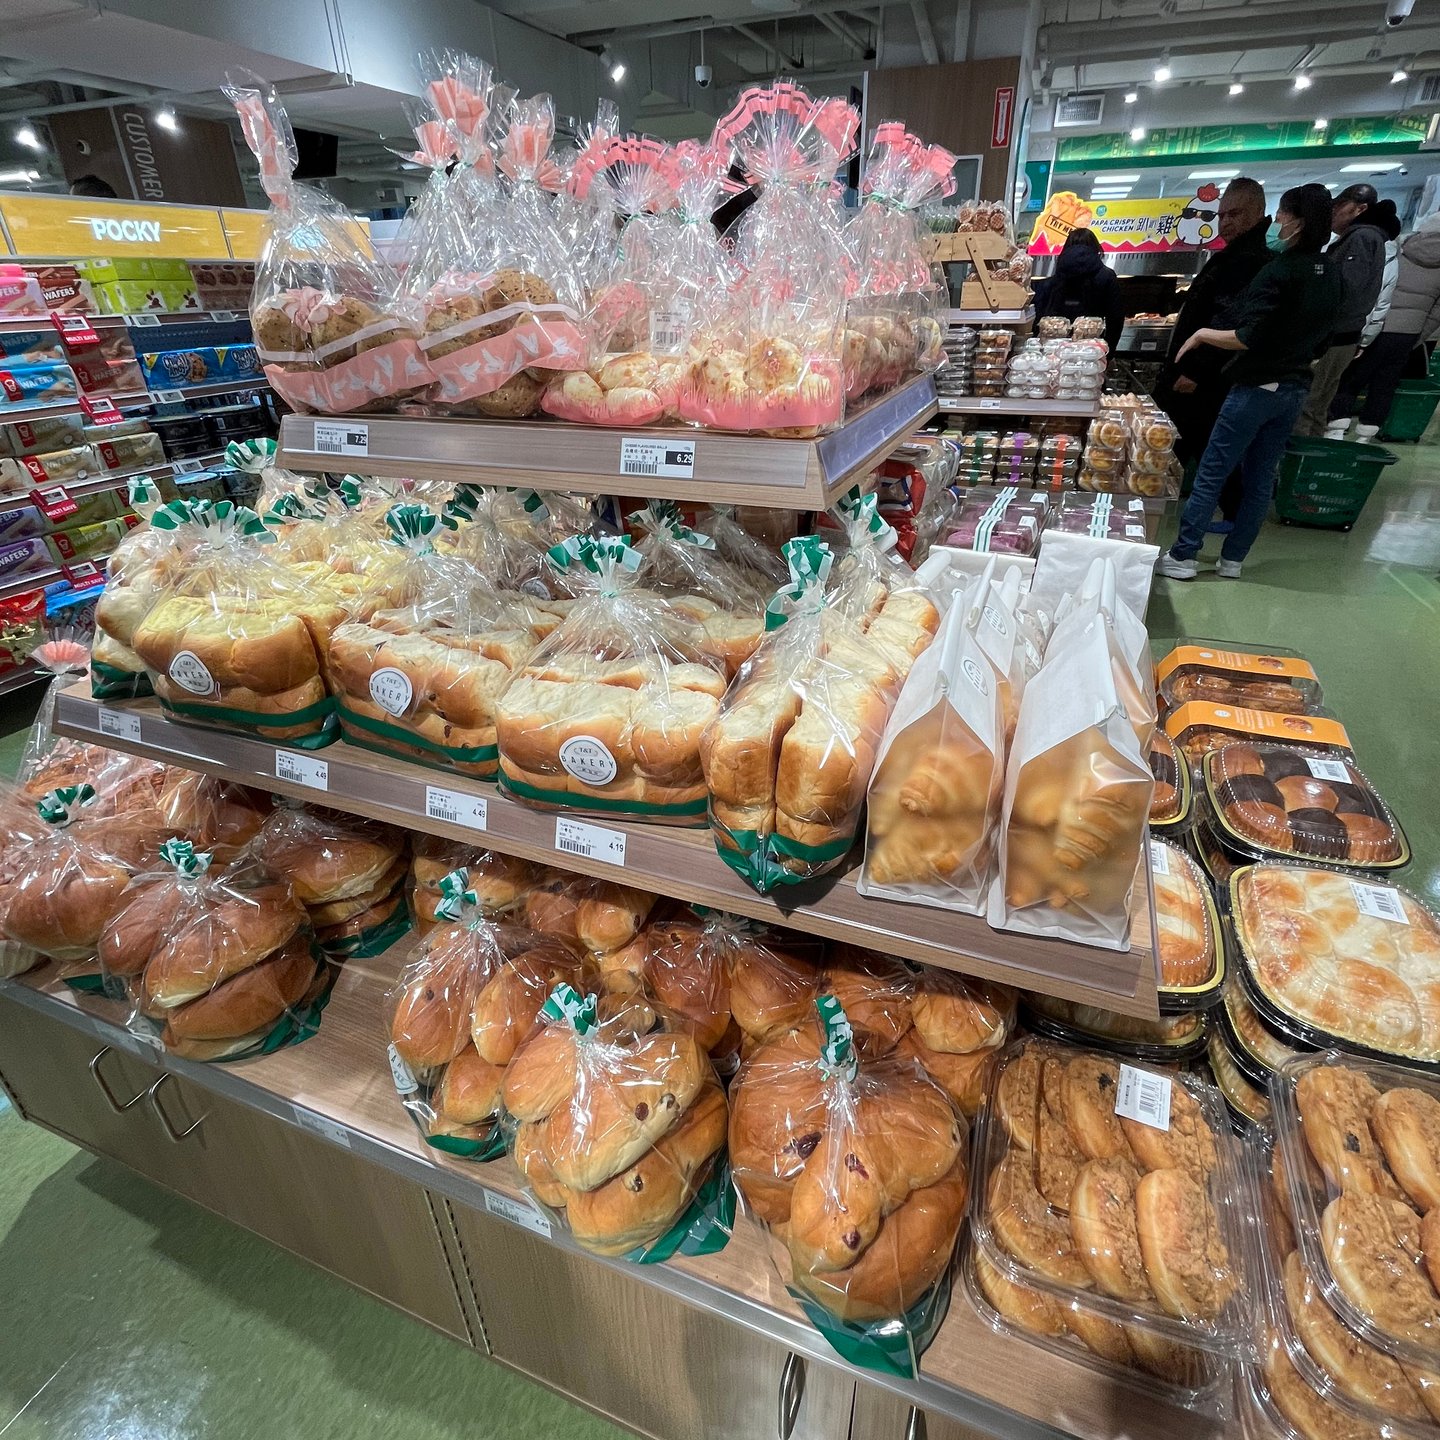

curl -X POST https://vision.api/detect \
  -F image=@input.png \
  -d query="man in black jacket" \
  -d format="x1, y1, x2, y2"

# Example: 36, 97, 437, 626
1155, 178, 1271, 469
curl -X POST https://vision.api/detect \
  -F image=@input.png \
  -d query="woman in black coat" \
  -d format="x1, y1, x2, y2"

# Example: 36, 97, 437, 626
1033, 227, 1125, 353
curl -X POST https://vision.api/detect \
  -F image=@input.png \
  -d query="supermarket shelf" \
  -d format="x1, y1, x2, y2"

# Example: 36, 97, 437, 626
0, 310, 248, 332
53, 683, 1162, 1018
945, 307, 1035, 325
0, 449, 227, 515
937, 398, 1099, 419
0, 564, 61, 600
0, 659, 40, 695
276, 375, 939, 511
1, 956, 1217, 1440
0, 376, 266, 431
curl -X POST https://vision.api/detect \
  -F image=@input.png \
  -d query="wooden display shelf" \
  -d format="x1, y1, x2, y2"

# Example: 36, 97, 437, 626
937, 397, 1100, 419
959, 279, 1033, 313
53, 684, 1162, 1018
1, 955, 1218, 1440
275, 375, 938, 512
927, 232, 1011, 264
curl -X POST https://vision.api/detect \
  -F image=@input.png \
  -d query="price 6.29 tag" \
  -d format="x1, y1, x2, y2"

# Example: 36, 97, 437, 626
619, 436, 695, 479
554, 816, 626, 867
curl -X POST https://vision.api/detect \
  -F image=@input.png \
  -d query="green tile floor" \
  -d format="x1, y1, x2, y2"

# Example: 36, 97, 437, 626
1, 433, 1439, 1436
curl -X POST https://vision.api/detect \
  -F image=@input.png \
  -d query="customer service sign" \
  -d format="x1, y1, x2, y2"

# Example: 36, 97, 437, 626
1028, 186, 1227, 256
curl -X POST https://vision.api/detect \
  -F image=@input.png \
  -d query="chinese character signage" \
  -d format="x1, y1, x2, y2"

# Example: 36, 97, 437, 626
1028, 185, 1226, 256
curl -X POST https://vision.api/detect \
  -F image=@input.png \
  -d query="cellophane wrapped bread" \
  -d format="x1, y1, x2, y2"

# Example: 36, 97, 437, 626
226, 73, 428, 415
701, 526, 938, 892
154, 769, 271, 864
897, 970, 1017, 1119
501, 981, 732, 1260
255, 801, 410, 960
128, 500, 354, 746
695, 504, 789, 590
409, 835, 537, 936
98, 837, 328, 1061
859, 572, 1006, 913
440, 484, 578, 597
988, 615, 1153, 949
845, 123, 954, 402
522, 871, 656, 969
728, 995, 969, 1374
386, 867, 589, 1159
678, 84, 849, 436
495, 534, 726, 825
551, 100, 622, 305
421, 94, 587, 417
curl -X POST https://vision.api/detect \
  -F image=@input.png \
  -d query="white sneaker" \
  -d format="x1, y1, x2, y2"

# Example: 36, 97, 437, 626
1156, 553, 1198, 580
1215, 559, 1243, 579
1356, 423, 1380, 441
1325, 419, 1352, 440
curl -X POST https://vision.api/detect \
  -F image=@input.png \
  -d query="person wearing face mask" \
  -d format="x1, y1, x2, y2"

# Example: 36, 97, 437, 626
1157, 184, 1341, 581
1293, 183, 1391, 436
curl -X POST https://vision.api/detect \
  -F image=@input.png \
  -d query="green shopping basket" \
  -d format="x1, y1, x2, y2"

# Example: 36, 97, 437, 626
1274, 436, 1397, 530
1382, 380, 1440, 442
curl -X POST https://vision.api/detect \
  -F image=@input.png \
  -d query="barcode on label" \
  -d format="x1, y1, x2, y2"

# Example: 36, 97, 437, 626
425, 785, 487, 831
151, 389, 185, 405
1115, 1064, 1171, 1131
980, 397, 1001, 409
313, 421, 369, 457
484, 1189, 552, 1238
1306, 756, 1350, 783
554, 816, 626, 866
626, 459, 658, 475
274, 750, 328, 790
292, 1106, 352, 1148
98, 707, 141, 742
1351, 880, 1409, 925
1149, 839, 1171, 876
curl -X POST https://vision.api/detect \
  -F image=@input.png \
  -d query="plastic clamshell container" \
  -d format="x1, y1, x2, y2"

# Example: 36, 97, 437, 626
1206, 1029, 1270, 1131
1230, 863, 1440, 1067
1204, 743, 1409, 871
1148, 730, 1191, 830
1156, 640, 1323, 717
1189, 804, 1242, 888
971, 1037, 1256, 1357
1273, 1049, 1440, 1371
1163, 701, 1353, 773
1020, 993, 1209, 1062
962, 1235, 1229, 1415
1150, 837, 1225, 1010
1219, 975, 1314, 1087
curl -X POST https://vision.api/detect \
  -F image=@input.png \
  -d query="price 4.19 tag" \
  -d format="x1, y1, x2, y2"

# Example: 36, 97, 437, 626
484, 1189, 552, 1238
619, 436, 695, 479
291, 1105, 352, 1148
98, 707, 142, 742
313, 421, 369, 457
274, 750, 328, 791
555, 816, 626, 867
1115, 1064, 1172, 1132
1351, 880, 1409, 925
425, 785, 488, 832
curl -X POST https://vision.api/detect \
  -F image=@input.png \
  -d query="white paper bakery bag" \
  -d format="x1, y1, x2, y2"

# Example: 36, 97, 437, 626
1031, 528, 1159, 623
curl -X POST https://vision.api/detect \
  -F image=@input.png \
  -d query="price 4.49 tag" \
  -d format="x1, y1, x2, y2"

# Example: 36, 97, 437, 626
484, 1189, 552, 1238
425, 785, 488, 831
274, 750, 328, 791
1351, 880, 1409, 925
554, 816, 626, 867
98, 707, 142, 742
1115, 1064, 1172, 1131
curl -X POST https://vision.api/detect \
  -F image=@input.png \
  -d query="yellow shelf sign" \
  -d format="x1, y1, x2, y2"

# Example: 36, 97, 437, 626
0, 193, 230, 259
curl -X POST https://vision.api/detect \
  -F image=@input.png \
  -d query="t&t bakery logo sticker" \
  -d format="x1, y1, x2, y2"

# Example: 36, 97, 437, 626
168, 651, 215, 696
369, 667, 413, 717
559, 735, 618, 787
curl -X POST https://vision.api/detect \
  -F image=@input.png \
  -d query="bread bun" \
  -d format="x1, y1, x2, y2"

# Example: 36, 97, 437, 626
820, 946, 915, 1056
260, 807, 406, 904
433, 1045, 504, 1128
161, 938, 317, 1042
389, 925, 488, 1076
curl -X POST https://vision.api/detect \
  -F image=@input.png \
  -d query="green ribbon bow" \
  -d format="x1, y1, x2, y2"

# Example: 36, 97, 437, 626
547, 534, 642, 597
263, 492, 312, 523
148, 498, 268, 539
539, 982, 598, 1036
335, 477, 363, 511
628, 500, 715, 550
225, 437, 278, 474
127, 475, 162, 517
692, 905, 760, 936
159, 836, 212, 878
513, 488, 548, 518
815, 994, 858, 1083
443, 484, 484, 524
385, 503, 453, 553
765, 535, 833, 630
36, 783, 97, 827
433, 867, 479, 922
833, 486, 897, 554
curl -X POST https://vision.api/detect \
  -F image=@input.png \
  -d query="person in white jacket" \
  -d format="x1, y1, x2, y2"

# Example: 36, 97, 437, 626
1328, 210, 1440, 440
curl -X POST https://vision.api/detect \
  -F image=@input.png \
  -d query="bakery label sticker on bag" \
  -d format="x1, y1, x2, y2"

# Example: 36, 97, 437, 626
167, 650, 215, 696
274, 750, 328, 791
425, 785, 487, 832
1350, 880, 1409, 925
368, 666, 413, 717
620, 436, 695, 480
484, 1188, 552, 1239
1115, 1064, 1171, 1131
555, 816, 626, 867
387, 1042, 420, 1095
98, 707, 142, 742
559, 734, 618, 787
1306, 756, 1351, 783
313, 420, 369, 458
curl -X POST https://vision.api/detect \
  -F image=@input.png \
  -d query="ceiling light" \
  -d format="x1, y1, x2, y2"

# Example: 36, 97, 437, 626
1124, 90, 1139, 104
155, 108, 178, 131
1313, 116, 1328, 129
1392, 68, 1409, 83
610, 61, 626, 82
600, 46, 625, 83
1154, 64, 1172, 83
1096, 172, 1141, 182
1130, 126, 1147, 143
1228, 82, 1245, 96
1293, 74, 1312, 90
1341, 160, 1404, 172
14, 125, 40, 150
1188, 168, 1239, 180
1092, 191, 1132, 200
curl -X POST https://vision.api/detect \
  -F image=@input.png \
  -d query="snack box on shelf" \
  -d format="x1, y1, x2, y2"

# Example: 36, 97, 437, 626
78, 258, 201, 315
1158, 642, 1323, 717
0, 266, 44, 317
0, 362, 79, 412
27, 264, 92, 315
45, 513, 139, 566
93, 430, 165, 473
187, 260, 256, 312
70, 354, 145, 397
0, 536, 55, 584
139, 344, 262, 391
0, 489, 123, 542
0, 442, 103, 493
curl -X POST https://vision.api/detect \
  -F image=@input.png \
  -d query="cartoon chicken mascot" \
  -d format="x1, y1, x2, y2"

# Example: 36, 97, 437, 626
1176, 182, 1222, 246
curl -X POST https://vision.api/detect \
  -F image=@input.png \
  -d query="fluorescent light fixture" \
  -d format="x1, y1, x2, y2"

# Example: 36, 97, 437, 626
1392, 68, 1409, 83
1293, 74, 1312, 90
1188, 168, 1239, 179
1096, 172, 1141, 182
1129, 126, 1147, 142
1341, 160, 1404, 172
0, 169, 39, 183
1154, 64, 1171, 83
14, 125, 40, 150
601, 46, 624, 83
1124, 91, 1138, 104
1092, 192, 1132, 200
1228, 82, 1245, 96
155, 108, 178, 131
610, 61, 626, 82
1313, 116, 1328, 129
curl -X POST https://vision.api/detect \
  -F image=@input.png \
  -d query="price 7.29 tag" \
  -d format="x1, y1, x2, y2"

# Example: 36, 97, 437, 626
554, 816, 626, 867
98, 707, 142, 742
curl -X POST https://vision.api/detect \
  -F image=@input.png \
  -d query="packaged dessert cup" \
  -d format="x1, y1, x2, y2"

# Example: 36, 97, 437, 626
1164, 701, 1353, 775
1149, 730, 1192, 832
1019, 994, 1208, 1065
1156, 642, 1323, 718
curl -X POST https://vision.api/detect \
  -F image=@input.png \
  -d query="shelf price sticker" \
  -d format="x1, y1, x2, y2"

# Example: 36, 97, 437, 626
98, 707, 142, 742
209, 310, 237, 323
150, 388, 186, 406
173, 459, 205, 474
1351, 880, 1409, 925
313, 420, 369, 457
274, 750, 328, 791
1115, 1064, 1171, 1132
51, 313, 100, 349
425, 785, 488, 832
979, 397, 1001, 409
127, 313, 162, 328
291, 1105, 352, 1149
555, 816, 626, 867
484, 1189, 552, 1239
80, 393, 124, 425
29, 484, 77, 521
619, 436, 695, 479
61, 560, 103, 585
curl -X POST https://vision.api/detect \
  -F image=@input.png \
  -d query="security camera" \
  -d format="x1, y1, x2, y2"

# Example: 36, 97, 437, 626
695, 63, 713, 88
1386, 0, 1414, 27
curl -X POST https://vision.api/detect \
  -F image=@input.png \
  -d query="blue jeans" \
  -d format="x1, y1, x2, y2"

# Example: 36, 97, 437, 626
1170, 380, 1309, 563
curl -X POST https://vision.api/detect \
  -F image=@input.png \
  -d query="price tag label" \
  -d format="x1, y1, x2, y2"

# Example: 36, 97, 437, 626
1125, 524, 1147, 539
313, 421, 369, 457
172, 459, 204, 474
484, 1189, 552, 1238
98, 707, 142, 742
1115, 1064, 1172, 1132
1350, 880, 1409, 925
425, 785, 488, 831
127, 313, 162, 328
80, 394, 124, 424
209, 310, 237, 323
51, 313, 100, 349
274, 750, 328, 790
979, 397, 1001, 409
1306, 756, 1350, 783
1149, 838, 1171, 876
29, 484, 77, 521
554, 816, 626, 867
620, 436, 695, 479
61, 560, 102, 585
387, 1043, 420, 1095
291, 1106, 352, 1148
150, 389, 186, 406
